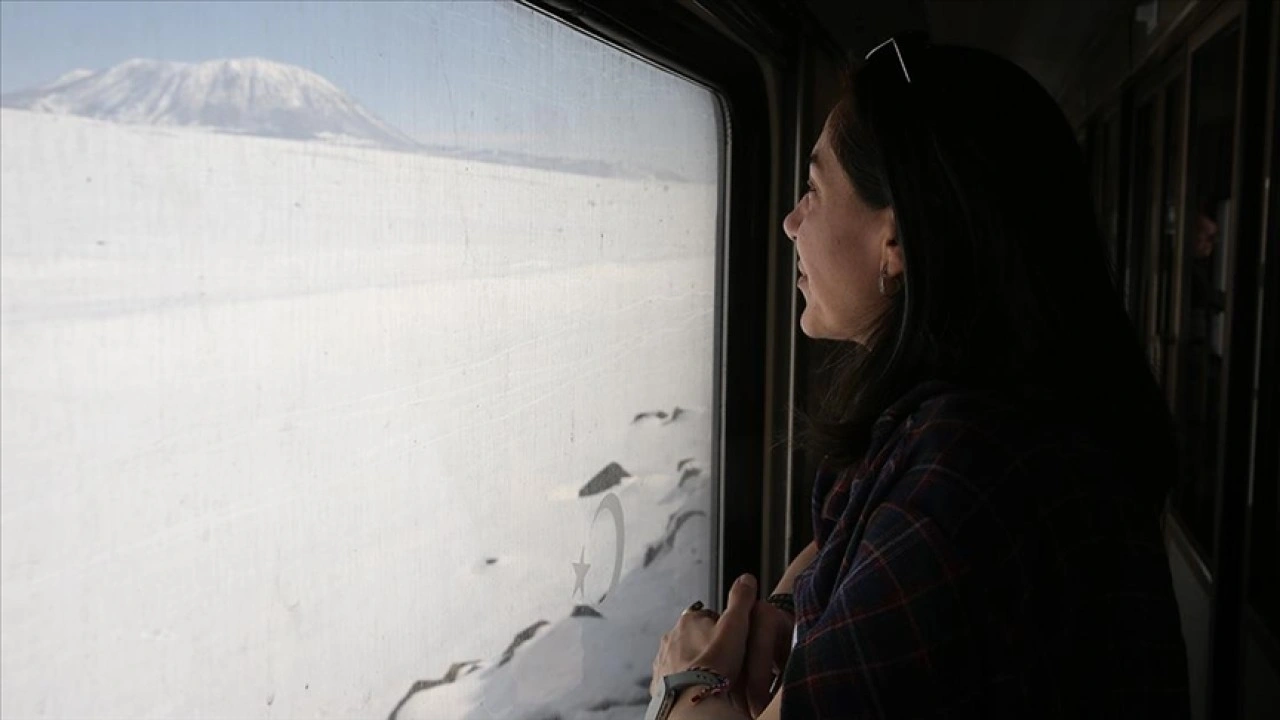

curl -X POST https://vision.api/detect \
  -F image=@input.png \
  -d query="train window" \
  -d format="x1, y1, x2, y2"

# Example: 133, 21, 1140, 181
1248, 37, 1280, 654
1172, 21, 1242, 563
1090, 121, 1103, 209
1155, 78, 1185, 393
1128, 100, 1157, 343
1090, 113, 1122, 275
1102, 114, 1123, 277
1251, 209, 1280, 660
0, 2, 721, 718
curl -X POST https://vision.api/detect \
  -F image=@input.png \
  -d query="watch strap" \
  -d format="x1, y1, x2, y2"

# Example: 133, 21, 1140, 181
644, 669, 727, 720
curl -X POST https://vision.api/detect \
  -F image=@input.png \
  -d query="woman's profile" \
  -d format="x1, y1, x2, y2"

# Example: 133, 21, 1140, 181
645, 34, 1190, 720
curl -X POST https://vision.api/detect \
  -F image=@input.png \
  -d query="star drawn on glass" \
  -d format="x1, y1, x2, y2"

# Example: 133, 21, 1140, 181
571, 546, 591, 599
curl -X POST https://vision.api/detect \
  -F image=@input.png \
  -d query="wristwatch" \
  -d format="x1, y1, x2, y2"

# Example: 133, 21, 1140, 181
644, 669, 725, 720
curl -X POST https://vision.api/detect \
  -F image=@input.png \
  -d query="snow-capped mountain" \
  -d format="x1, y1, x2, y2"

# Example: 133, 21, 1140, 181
0, 58, 418, 150
39, 68, 99, 92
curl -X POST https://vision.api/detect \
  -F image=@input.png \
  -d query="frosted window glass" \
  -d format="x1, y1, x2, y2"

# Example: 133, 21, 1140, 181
0, 2, 720, 718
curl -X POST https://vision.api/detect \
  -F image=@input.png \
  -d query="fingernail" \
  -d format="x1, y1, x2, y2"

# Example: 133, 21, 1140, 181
738, 574, 756, 590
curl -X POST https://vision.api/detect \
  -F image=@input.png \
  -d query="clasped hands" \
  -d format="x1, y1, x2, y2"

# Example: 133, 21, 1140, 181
650, 574, 795, 718
650, 542, 818, 718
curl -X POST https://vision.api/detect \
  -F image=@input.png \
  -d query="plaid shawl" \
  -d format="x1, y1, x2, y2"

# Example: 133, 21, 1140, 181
781, 381, 1189, 718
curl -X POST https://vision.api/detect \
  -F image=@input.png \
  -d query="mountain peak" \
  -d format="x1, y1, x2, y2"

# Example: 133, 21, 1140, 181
1, 57, 417, 150
44, 68, 97, 89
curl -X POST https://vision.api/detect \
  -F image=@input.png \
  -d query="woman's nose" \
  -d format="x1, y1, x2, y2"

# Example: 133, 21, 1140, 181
782, 204, 800, 242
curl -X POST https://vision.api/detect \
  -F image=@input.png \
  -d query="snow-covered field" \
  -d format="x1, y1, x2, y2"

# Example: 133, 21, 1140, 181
0, 108, 718, 719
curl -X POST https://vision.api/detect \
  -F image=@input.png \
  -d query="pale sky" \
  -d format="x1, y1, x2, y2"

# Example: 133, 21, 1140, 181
0, 0, 721, 181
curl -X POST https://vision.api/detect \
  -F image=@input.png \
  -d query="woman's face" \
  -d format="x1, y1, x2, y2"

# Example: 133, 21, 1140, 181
782, 110, 900, 343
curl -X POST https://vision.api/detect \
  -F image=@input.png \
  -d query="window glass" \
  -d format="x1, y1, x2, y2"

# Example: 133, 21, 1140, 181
1090, 119, 1108, 235
1247, 58, 1279, 651
0, 2, 721, 718
1249, 235, 1279, 654
1155, 78, 1185, 388
1128, 101, 1157, 339
1102, 115, 1123, 277
1173, 22, 1241, 562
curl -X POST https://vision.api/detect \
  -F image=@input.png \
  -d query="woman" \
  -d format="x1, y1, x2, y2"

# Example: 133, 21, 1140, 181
647, 36, 1190, 720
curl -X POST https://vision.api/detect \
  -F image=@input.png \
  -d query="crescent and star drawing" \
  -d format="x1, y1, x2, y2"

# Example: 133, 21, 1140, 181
573, 492, 624, 603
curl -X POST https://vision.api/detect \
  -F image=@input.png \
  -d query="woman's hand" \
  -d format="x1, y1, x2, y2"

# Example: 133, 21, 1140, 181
742, 601, 793, 716
651, 574, 759, 706
742, 541, 818, 717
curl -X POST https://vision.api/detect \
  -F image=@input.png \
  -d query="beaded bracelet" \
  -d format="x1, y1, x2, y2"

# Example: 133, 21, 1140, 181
684, 665, 730, 705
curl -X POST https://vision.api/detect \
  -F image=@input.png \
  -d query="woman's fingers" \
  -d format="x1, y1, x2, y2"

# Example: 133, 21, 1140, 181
714, 574, 757, 645
745, 601, 796, 717
746, 602, 781, 716
772, 607, 794, 670
698, 574, 757, 678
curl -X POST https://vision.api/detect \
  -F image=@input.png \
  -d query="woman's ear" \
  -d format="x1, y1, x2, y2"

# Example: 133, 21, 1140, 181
879, 208, 904, 278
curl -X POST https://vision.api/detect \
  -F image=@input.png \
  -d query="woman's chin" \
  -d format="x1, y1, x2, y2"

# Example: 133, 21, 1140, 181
798, 308, 824, 339
799, 308, 861, 342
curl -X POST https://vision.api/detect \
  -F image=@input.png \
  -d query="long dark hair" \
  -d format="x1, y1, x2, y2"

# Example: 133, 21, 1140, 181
806, 37, 1177, 502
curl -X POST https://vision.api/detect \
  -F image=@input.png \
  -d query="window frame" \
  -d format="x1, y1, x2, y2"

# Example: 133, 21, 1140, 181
1242, 0, 1280, 672
1188, 1, 1278, 716
1129, 57, 1188, 395
1103, 106, 1130, 284
1125, 96, 1157, 329
1160, 0, 1247, 577
1112, 3, 1280, 715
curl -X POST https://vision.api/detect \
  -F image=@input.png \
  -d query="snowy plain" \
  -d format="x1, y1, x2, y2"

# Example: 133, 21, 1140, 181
0, 107, 719, 719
